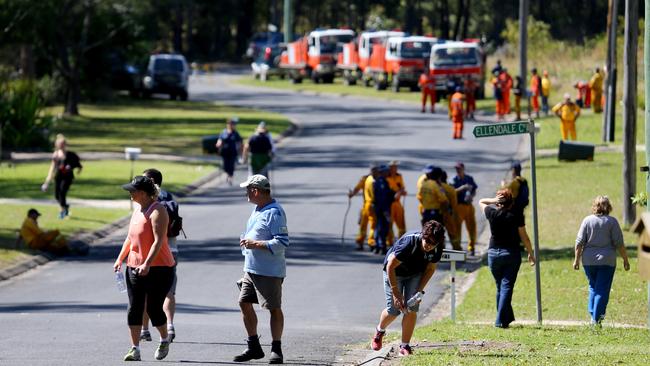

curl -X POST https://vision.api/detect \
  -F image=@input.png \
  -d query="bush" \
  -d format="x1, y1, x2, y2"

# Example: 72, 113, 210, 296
0, 79, 53, 152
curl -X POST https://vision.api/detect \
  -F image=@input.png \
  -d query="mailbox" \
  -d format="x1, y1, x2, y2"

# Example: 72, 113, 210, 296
124, 147, 141, 161
630, 212, 650, 280
558, 140, 595, 161
440, 249, 466, 263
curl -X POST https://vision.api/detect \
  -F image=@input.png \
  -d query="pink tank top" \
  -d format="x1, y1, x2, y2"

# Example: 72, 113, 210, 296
126, 202, 175, 268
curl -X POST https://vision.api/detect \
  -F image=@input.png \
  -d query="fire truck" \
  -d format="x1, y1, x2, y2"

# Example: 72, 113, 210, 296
428, 40, 485, 99
364, 35, 437, 92
279, 29, 355, 84
336, 30, 405, 86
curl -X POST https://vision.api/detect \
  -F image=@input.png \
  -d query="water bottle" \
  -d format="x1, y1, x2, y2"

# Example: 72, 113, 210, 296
407, 291, 424, 311
115, 271, 127, 293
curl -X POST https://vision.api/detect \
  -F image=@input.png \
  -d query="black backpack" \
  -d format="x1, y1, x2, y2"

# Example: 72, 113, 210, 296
161, 200, 186, 238
513, 177, 530, 211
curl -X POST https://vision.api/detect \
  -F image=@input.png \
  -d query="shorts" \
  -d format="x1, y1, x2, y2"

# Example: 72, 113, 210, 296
383, 271, 421, 316
238, 272, 283, 309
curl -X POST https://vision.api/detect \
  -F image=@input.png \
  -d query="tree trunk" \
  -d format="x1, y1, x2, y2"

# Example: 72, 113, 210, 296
185, 0, 193, 58
236, 0, 255, 60
439, 0, 450, 40
404, 0, 417, 34
64, 74, 80, 116
622, 0, 638, 226
461, 0, 471, 39
603, 0, 619, 142
452, 0, 465, 40
173, 0, 184, 54
20, 44, 35, 79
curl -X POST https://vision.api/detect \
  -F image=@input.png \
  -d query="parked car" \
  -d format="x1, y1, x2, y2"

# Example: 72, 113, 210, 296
250, 44, 286, 81
246, 31, 285, 60
142, 54, 190, 101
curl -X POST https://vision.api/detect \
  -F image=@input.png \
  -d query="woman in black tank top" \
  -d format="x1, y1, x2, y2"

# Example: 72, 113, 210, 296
42, 134, 82, 219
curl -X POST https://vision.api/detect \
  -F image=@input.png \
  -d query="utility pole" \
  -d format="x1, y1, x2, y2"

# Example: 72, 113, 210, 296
283, 0, 292, 43
644, 0, 650, 331
519, 0, 528, 120
623, 0, 638, 226
603, 0, 619, 142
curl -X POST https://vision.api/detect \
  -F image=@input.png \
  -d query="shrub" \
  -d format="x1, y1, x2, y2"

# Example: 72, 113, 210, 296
0, 79, 53, 152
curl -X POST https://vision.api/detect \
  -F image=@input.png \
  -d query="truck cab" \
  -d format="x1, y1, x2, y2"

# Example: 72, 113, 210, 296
337, 30, 405, 86
429, 41, 484, 98
384, 36, 437, 92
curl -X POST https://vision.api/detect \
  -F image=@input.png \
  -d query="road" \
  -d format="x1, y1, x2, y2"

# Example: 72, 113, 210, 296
0, 71, 524, 365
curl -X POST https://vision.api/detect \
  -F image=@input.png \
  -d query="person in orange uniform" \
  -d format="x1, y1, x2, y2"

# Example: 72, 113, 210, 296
418, 70, 436, 113
588, 67, 604, 113
386, 161, 407, 241
440, 170, 461, 250
349, 165, 378, 250
498, 68, 513, 115
574, 81, 588, 108
552, 93, 581, 140
530, 68, 541, 118
491, 70, 504, 120
464, 76, 477, 120
363, 166, 380, 250
450, 86, 465, 139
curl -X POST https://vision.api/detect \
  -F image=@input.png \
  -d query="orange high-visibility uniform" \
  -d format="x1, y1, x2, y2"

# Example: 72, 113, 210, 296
464, 78, 477, 117
418, 73, 436, 113
492, 76, 503, 117
450, 91, 464, 139
363, 175, 377, 246
530, 74, 541, 113
499, 71, 513, 114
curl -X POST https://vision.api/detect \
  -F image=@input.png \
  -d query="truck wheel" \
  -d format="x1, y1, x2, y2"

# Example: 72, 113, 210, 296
362, 78, 370, 87
180, 91, 188, 101
410, 85, 420, 92
322, 75, 334, 84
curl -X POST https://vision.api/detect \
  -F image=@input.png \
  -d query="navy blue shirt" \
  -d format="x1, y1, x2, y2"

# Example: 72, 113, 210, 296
452, 174, 478, 204
373, 176, 394, 213
218, 129, 242, 157
383, 232, 443, 277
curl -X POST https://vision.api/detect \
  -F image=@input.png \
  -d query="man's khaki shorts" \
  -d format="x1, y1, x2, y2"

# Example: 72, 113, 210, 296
238, 272, 283, 309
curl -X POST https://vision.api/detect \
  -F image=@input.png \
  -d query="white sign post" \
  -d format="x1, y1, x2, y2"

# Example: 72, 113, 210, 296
440, 249, 467, 321
124, 147, 142, 210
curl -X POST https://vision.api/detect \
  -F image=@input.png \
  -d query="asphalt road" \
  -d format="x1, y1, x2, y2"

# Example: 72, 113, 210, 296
0, 71, 524, 365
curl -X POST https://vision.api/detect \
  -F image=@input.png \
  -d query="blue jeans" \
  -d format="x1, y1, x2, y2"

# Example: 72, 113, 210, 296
374, 209, 391, 250
488, 248, 521, 327
383, 271, 421, 316
583, 265, 616, 323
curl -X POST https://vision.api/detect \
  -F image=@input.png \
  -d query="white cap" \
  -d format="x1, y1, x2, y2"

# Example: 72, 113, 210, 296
239, 174, 271, 190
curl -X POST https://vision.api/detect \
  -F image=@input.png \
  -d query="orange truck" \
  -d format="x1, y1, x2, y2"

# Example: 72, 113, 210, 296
279, 29, 355, 84
336, 31, 405, 86
428, 40, 485, 99
364, 35, 437, 92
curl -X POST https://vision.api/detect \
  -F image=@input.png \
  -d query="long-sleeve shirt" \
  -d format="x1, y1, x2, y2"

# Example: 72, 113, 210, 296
242, 199, 289, 278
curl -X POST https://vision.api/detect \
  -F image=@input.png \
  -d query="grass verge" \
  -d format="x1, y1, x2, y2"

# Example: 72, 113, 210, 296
45, 97, 291, 156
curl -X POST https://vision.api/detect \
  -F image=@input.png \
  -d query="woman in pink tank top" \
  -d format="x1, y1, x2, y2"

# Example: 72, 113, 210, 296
113, 175, 175, 361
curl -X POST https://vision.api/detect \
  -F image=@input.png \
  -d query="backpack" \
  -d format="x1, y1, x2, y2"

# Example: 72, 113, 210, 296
161, 200, 186, 238
513, 177, 529, 211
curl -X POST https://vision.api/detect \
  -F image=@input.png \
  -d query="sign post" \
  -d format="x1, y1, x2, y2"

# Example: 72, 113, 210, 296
124, 147, 142, 211
473, 119, 542, 324
440, 249, 466, 322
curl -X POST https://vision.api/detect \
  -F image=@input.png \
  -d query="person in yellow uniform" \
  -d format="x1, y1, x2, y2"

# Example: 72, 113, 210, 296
386, 161, 407, 244
440, 170, 461, 250
541, 70, 551, 116
588, 67, 604, 113
416, 166, 448, 226
552, 93, 581, 141
20, 208, 68, 254
363, 165, 380, 250
349, 165, 378, 251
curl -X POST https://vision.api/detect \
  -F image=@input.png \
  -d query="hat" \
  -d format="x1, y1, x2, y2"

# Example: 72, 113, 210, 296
239, 174, 271, 190
389, 160, 400, 166
455, 162, 465, 169
122, 175, 156, 194
378, 164, 389, 173
422, 164, 435, 174
28, 208, 41, 217
257, 121, 268, 133
511, 161, 522, 170
228, 117, 239, 124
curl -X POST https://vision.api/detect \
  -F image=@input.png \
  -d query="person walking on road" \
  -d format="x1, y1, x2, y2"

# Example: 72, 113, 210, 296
215, 117, 243, 186
41, 134, 83, 219
541, 70, 552, 116
114, 176, 176, 361
552, 93, 581, 141
370, 220, 445, 357
387, 161, 407, 241
588, 67, 604, 113
373, 165, 396, 254
348, 165, 378, 250
479, 189, 535, 329
139, 169, 181, 343
243, 122, 274, 177
573, 195, 630, 326
530, 68, 542, 118
452, 162, 478, 255
450, 86, 465, 139
236, 175, 289, 364
464, 76, 478, 120
418, 69, 436, 113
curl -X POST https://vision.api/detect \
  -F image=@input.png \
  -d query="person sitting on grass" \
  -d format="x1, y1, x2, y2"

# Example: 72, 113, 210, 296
20, 208, 68, 255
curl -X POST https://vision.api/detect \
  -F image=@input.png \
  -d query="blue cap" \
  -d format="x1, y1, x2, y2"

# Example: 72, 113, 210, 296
422, 164, 435, 174
378, 164, 389, 173
511, 160, 522, 170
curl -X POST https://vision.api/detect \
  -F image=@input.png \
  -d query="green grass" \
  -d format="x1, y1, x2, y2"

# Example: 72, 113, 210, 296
46, 97, 291, 155
407, 321, 650, 365
0, 203, 128, 259
0, 160, 211, 200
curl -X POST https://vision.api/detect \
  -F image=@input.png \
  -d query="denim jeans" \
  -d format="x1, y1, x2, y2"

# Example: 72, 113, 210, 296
583, 265, 616, 323
383, 271, 421, 316
487, 247, 522, 327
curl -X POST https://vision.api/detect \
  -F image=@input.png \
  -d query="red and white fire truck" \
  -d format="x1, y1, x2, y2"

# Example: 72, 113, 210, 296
428, 40, 485, 98
279, 29, 355, 84
336, 30, 405, 86
364, 35, 437, 92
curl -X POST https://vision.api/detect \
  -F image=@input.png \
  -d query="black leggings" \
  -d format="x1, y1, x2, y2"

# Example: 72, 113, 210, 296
54, 175, 73, 209
125, 266, 174, 327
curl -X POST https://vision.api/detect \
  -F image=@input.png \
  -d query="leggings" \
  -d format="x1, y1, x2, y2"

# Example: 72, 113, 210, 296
54, 175, 73, 209
126, 266, 174, 326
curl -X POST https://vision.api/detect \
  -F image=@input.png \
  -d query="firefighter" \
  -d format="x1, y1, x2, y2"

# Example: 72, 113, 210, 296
541, 70, 551, 116
552, 93, 581, 141
386, 161, 407, 241
491, 70, 504, 120
450, 86, 465, 139
589, 67, 604, 113
530, 68, 541, 118
499, 68, 513, 115
348, 165, 378, 250
440, 170, 461, 250
416, 166, 448, 226
452, 162, 478, 255
363, 165, 380, 250
464, 76, 477, 120
418, 68, 436, 113
446, 78, 459, 119
573, 81, 588, 108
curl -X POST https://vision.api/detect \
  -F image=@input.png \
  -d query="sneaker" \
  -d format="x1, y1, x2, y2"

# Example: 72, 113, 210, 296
58, 211, 65, 220
154, 341, 170, 360
269, 350, 284, 364
168, 327, 175, 342
140, 330, 152, 342
399, 344, 413, 356
123, 347, 141, 361
371, 330, 385, 351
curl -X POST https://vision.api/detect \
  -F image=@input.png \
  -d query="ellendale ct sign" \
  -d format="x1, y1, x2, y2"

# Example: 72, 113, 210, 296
472, 121, 531, 138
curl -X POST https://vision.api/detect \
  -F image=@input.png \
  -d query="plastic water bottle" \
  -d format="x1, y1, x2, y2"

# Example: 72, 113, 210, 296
115, 271, 127, 293
407, 291, 424, 311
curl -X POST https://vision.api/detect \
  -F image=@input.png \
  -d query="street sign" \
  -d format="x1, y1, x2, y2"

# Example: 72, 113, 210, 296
473, 121, 530, 138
